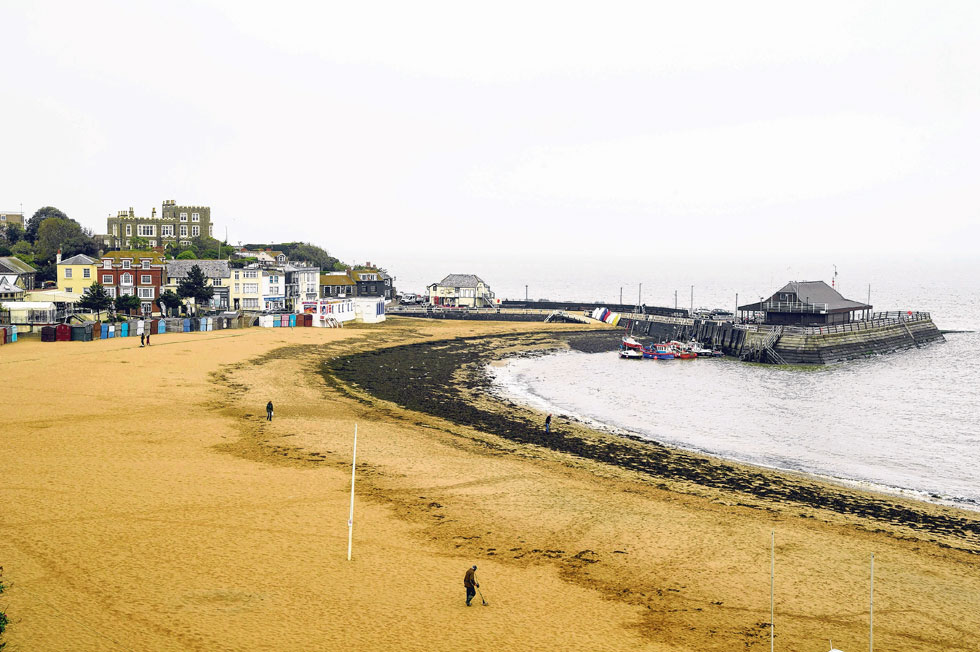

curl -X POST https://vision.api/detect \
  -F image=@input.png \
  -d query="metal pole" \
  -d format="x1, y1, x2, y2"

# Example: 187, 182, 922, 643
690, 285, 694, 315
620, 287, 623, 304
347, 424, 358, 561
869, 553, 874, 652
771, 530, 775, 652
525, 285, 528, 302
638, 283, 642, 307
674, 290, 677, 310
735, 293, 739, 322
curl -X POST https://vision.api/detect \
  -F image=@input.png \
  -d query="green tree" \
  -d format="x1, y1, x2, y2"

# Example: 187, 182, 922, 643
26, 206, 68, 243
78, 283, 113, 320
34, 217, 99, 282
290, 242, 340, 270
156, 289, 182, 316
129, 235, 151, 250
177, 264, 214, 315
114, 293, 141, 315
10, 241, 35, 267
176, 249, 197, 260
1, 222, 25, 244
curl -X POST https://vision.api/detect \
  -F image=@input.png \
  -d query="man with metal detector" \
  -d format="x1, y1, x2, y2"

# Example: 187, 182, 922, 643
463, 565, 485, 606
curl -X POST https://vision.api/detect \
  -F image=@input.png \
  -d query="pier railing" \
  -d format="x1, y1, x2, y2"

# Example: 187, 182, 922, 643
738, 311, 932, 337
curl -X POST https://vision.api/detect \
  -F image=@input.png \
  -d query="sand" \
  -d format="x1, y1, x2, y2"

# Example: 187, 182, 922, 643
1, 319, 978, 651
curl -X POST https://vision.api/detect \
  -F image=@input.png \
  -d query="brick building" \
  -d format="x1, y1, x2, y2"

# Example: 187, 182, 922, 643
97, 251, 166, 315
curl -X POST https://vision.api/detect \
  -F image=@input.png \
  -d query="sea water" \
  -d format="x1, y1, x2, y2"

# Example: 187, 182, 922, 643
382, 252, 980, 507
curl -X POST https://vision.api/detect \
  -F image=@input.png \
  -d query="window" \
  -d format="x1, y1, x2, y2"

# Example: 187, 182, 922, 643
208, 224, 213, 237
180, 212, 188, 222
83, 268, 91, 278
126, 224, 132, 236
192, 212, 200, 222
141, 260, 149, 269
141, 274, 152, 284
121, 273, 133, 285
244, 270, 257, 278
234, 283, 240, 293
105, 287, 116, 298
161, 225, 174, 237
112, 225, 118, 236
103, 274, 113, 284
149, 240, 156, 247
191, 225, 200, 237
243, 298, 259, 308
65, 268, 73, 278
244, 283, 259, 293
180, 225, 188, 237
66, 287, 72, 292
234, 271, 240, 279
138, 287, 154, 299
0, 215, 4, 221
122, 260, 131, 269
137, 224, 155, 237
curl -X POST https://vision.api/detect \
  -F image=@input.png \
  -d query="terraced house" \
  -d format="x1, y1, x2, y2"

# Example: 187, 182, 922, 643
102, 200, 213, 249
230, 266, 263, 310
98, 250, 166, 314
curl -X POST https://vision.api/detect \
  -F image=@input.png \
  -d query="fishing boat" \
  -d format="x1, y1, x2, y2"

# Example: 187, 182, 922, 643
619, 345, 643, 359
622, 336, 644, 351
688, 340, 724, 358
642, 342, 675, 359
670, 341, 698, 359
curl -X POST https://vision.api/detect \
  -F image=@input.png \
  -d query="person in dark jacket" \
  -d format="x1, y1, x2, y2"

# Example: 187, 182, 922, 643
545, 414, 552, 434
266, 401, 274, 421
463, 565, 479, 606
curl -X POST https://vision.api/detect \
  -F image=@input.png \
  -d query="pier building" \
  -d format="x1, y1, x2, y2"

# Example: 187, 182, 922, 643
736, 280, 871, 327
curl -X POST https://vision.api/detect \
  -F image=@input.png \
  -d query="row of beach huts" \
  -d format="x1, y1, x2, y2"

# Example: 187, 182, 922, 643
590, 306, 625, 326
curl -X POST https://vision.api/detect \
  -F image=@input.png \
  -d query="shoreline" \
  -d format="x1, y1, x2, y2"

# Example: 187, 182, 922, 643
487, 349, 980, 514
327, 326, 980, 554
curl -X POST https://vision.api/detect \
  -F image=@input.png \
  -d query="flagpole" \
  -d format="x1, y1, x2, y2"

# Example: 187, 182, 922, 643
869, 553, 874, 652
771, 530, 775, 652
347, 424, 358, 561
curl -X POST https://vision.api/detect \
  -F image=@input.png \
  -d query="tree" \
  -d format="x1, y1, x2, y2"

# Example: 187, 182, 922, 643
34, 217, 99, 282
129, 235, 151, 250
1, 222, 24, 244
78, 283, 113, 320
176, 249, 197, 260
26, 206, 68, 243
114, 293, 141, 315
156, 289, 182, 316
177, 264, 214, 315
290, 242, 340, 270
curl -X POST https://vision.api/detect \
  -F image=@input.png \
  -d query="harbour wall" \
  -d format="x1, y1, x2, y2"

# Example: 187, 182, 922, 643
624, 313, 944, 364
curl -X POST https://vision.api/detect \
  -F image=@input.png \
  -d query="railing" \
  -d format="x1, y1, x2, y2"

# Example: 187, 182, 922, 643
757, 300, 830, 313
783, 311, 931, 336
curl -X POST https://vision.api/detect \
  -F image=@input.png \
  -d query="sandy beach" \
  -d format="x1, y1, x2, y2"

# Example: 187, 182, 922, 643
2, 318, 979, 651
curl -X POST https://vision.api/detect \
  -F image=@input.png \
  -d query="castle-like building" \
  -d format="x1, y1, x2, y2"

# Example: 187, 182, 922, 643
101, 200, 213, 250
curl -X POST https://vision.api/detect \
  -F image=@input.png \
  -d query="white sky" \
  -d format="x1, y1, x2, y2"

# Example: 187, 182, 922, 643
2, 1, 978, 261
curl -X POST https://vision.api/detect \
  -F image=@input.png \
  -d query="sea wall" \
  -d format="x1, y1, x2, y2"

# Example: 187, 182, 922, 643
770, 317, 943, 364
626, 314, 944, 364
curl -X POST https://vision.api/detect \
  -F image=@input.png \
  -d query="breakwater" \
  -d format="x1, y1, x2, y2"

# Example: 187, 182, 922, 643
625, 311, 944, 363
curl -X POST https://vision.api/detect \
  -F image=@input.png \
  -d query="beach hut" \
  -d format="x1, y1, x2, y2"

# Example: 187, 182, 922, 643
289, 314, 296, 327
10, 325, 17, 342
56, 323, 71, 341
182, 318, 191, 332
119, 321, 129, 337
107, 324, 115, 338
41, 325, 57, 342
0, 326, 6, 345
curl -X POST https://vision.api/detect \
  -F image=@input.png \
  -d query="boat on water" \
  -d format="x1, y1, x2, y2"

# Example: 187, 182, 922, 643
619, 346, 643, 359
688, 340, 724, 358
669, 340, 698, 359
642, 342, 676, 359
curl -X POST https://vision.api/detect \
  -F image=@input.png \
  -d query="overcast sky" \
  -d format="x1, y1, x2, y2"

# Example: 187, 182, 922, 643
2, 1, 978, 262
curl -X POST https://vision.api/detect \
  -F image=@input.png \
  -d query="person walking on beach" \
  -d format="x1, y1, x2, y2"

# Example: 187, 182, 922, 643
545, 414, 552, 434
138, 318, 145, 347
266, 401, 274, 421
463, 565, 479, 606
146, 329, 151, 346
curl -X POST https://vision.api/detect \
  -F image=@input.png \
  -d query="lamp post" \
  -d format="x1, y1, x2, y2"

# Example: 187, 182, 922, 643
525, 284, 528, 302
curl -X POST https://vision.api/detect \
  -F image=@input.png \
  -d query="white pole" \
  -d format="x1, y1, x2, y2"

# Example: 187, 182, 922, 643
869, 553, 874, 652
347, 423, 358, 561
771, 530, 775, 652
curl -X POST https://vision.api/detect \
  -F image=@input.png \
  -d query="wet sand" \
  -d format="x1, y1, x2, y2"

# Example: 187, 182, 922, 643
2, 319, 979, 651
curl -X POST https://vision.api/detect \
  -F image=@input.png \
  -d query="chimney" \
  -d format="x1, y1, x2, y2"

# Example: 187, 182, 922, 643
129, 206, 134, 217
56, 248, 62, 264
152, 207, 156, 218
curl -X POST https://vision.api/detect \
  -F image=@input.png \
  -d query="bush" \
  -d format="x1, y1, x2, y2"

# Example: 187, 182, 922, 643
176, 250, 197, 260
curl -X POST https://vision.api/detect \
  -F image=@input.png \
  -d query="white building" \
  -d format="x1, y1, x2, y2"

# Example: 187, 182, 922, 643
353, 297, 386, 323
300, 299, 356, 326
262, 269, 286, 311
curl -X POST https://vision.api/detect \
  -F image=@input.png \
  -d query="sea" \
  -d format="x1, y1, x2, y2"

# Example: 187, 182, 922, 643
381, 251, 980, 509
